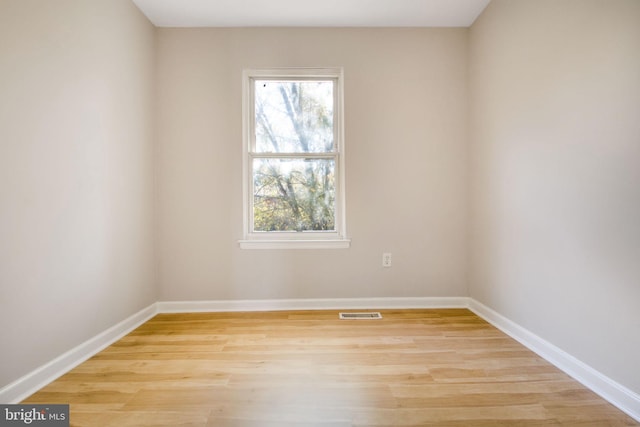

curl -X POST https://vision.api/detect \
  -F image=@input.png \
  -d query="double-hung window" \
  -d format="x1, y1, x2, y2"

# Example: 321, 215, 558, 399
240, 68, 349, 249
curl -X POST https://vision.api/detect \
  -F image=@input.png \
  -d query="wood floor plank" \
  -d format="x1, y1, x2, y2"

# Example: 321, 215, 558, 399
22, 309, 639, 426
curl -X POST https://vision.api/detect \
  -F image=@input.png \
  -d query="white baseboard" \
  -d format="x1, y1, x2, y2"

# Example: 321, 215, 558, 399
156, 296, 470, 313
0, 303, 158, 404
468, 299, 640, 423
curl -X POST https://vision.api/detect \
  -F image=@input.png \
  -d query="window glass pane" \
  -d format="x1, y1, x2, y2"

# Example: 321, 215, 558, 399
254, 80, 334, 153
253, 158, 335, 232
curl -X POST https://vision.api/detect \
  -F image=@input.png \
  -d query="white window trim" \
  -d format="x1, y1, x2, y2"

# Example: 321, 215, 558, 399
239, 67, 350, 250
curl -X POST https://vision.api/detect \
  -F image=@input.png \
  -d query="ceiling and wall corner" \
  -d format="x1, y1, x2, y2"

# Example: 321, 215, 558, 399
131, 0, 491, 27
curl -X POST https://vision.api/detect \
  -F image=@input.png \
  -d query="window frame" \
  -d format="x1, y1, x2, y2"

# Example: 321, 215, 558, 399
239, 68, 349, 249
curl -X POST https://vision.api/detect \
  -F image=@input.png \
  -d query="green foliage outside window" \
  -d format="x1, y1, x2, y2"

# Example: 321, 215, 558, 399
253, 80, 336, 232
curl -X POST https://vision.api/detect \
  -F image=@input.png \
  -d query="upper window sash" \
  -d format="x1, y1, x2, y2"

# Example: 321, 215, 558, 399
245, 68, 343, 154
251, 78, 337, 155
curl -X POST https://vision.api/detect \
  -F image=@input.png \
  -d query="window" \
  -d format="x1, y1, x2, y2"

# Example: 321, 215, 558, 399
240, 68, 349, 249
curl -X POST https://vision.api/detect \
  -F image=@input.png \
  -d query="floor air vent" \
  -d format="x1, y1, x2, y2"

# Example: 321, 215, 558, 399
339, 312, 382, 320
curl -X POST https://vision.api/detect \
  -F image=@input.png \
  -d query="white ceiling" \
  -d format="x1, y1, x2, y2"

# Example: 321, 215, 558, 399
132, 0, 491, 28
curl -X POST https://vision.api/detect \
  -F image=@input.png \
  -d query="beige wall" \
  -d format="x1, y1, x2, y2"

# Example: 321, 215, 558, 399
156, 28, 469, 301
0, 0, 156, 387
469, 0, 640, 392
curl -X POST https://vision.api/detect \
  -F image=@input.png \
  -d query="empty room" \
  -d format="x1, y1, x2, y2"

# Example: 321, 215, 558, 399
1, 0, 639, 425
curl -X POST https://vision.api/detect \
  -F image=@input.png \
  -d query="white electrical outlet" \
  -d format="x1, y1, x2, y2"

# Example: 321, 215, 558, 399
382, 252, 392, 267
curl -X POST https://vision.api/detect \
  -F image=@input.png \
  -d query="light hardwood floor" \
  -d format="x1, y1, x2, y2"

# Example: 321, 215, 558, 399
23, 309, 639, 426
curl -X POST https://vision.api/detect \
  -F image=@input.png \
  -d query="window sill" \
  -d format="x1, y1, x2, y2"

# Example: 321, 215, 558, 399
238, 239, 351, 250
